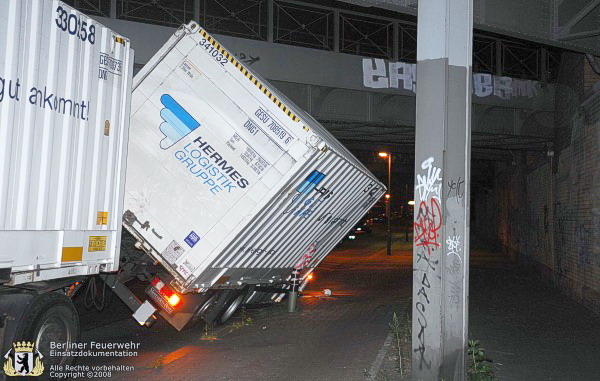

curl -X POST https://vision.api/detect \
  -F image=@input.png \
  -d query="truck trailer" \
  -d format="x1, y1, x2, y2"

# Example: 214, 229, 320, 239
0, 0, 134, 373
0, 3, 385, 372
116, 21, 387, 330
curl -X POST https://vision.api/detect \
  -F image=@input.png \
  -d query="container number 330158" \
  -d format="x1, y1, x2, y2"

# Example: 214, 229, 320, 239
55, 5, 96, 45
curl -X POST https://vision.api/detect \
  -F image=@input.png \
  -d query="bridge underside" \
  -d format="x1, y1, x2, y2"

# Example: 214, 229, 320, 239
85, 0, 563, 161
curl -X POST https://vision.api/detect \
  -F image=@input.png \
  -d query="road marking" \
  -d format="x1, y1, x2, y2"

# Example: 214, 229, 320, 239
366, 331, 393, 381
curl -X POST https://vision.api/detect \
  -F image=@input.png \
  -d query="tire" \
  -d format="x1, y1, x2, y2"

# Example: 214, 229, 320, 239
218, 292, 245, 325
203, 289, 246, 326
188, 292, 219, 327
203, 290, 234, 325
15, 292, 80, 371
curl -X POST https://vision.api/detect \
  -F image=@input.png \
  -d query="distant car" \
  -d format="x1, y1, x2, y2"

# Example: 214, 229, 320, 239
345, 220, 373, 240
343, 223, 369, 241
367, 205, 385, 223
371, 216, 385, 223
352, 221, 372, 234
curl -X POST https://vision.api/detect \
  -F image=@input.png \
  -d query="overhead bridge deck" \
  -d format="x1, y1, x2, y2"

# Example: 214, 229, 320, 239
96, 16, 556, 157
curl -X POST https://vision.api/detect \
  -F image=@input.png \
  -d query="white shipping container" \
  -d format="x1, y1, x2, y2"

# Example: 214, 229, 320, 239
125, 22, 385, 293
0, 0, 134, 285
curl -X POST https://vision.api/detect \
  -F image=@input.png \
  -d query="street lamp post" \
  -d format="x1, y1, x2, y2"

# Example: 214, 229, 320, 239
379, 152, 392, 256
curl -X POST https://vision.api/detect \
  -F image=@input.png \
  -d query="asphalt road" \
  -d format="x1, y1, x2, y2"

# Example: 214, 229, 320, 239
77, 226, 412, 381
72, 225, 600, 381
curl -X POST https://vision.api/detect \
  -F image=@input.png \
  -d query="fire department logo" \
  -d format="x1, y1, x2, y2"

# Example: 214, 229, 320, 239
3, 341, 44, 376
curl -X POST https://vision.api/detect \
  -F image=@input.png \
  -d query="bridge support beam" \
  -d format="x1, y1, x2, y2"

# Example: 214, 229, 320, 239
411, 0, 473, 380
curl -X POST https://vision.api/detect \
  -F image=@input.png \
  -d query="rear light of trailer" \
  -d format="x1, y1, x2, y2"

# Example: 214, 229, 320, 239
151, 277, 182, 308
167, 293, 181, 307
298, 271, 313, 293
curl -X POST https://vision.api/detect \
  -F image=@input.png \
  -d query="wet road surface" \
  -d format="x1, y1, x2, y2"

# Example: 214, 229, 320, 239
73, 225, 600, 380
78, 226, 411, 381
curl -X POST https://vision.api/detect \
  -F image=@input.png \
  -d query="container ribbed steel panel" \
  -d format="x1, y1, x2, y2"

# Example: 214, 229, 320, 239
0, 0, 134, 285
125, 22, 385, 293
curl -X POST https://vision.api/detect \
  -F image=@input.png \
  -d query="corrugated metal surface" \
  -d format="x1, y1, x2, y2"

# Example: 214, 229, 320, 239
126, 22, 384, 292
0, 0, 133, 282
214, 152, 378, 270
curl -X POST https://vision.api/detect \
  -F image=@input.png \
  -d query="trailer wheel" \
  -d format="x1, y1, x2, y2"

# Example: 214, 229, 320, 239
198, 293, 218, 314
218, 292, 245, 325
203, 290, 234, 325
16, 292, 80, 369
188, 292, 219, 327
203, 289, 246, 326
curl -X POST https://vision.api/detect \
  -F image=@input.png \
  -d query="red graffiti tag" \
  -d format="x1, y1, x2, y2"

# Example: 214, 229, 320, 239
414, 198, 442, 255
294, 242, 317, 270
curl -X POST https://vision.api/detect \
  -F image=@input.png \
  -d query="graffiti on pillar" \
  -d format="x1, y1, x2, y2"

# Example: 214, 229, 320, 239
416, 272, 431, 304
414, 264, 435, 370
412, 157, 443, 371
448, 255, 462, 275
448, 279, 462, 308
413, 255, 436, 370
414, 198, 442, 256
414, 300, 432, 370
414, 158, 443, 256
447, 177, 465, 199
416, 274, 433, 370
446, 235, 462, 264
445, 199, 465, 307
416, 251, 439, 271
416, 157, 442, 201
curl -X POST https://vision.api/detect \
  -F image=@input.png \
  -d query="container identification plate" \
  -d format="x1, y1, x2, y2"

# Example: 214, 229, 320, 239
88, 236, 107, 252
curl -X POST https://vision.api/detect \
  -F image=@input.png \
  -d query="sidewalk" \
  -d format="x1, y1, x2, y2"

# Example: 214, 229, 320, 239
469, 266, 600, 380
337, 226, 600, 380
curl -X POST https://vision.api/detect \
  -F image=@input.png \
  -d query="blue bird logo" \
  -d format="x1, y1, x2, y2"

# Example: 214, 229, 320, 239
297, 170, 326, 194
159, 94, 201, 149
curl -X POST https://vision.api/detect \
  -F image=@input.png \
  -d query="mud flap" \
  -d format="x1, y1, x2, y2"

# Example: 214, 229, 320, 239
0, 289, 36, 381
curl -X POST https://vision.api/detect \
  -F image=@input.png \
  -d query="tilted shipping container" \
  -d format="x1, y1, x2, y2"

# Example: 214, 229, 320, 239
0, 0, 134, 285
125, 22, 385, 294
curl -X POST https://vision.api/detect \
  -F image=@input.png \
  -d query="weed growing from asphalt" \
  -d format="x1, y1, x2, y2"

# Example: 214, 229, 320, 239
230, 321, 244, 330
390, 309, 412, 378
389, 313, 404, 379
241, 307, 253, 326
201, 323, 218, 341
468, 340, 497, 381
368, 312, 497, 380
365, 309, 412, 380
229, 308, 254, 332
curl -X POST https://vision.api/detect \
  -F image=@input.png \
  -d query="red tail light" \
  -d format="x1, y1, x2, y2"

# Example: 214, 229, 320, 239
151, 277, 181, 307
167, 294, 181, 306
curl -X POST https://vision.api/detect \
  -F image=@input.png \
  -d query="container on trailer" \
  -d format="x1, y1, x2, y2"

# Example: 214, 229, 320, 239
124, 21, 385, 294
0, 0, 134, 285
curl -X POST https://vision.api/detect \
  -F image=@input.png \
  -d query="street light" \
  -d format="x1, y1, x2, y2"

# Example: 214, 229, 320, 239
379, 151, 392, 256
